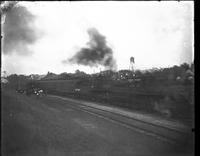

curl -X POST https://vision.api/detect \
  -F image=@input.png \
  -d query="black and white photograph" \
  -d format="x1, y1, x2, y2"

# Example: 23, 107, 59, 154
1, 1, 194, 156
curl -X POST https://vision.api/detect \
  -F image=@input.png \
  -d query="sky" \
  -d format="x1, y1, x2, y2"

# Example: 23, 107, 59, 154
1, 1, 194, 75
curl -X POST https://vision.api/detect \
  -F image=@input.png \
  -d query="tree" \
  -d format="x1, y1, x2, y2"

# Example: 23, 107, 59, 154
180, 63, 190, 71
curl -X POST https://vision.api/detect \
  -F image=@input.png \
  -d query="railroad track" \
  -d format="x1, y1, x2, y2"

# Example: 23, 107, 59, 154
49, 95, 192, 145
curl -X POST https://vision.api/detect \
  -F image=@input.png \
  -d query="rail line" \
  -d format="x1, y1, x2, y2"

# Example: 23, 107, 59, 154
49, 95, 192, 145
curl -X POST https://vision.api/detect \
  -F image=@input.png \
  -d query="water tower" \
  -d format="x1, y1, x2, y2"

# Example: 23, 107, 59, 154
129, 57, 135, 77
130, 57, 135, 72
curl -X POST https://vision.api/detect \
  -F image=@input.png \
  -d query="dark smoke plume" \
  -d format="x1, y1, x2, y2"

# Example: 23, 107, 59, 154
1, 1, 18, 15
67, 28, 117, 70
2, 4, 39, 55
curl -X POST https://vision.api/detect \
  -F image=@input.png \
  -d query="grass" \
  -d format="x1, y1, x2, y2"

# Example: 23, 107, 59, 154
1, 89, 68, 156
38, 79, 194, 126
